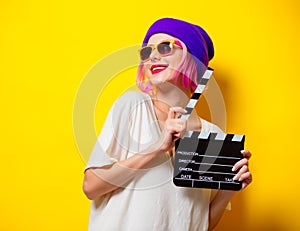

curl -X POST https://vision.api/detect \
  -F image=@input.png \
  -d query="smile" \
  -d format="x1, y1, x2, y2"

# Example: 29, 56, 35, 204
150, 64, 168, 74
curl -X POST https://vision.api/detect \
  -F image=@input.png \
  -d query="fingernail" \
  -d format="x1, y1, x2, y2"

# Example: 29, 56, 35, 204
233, 175, 238, 181
232, 166, 236, 171
184, 109, 188, 114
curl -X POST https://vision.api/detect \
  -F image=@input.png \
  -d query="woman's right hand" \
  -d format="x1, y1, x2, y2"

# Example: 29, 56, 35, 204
159, 107, 187, 152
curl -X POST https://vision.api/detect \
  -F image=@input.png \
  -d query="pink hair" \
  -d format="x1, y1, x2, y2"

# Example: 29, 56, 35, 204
136, 44, 200, 94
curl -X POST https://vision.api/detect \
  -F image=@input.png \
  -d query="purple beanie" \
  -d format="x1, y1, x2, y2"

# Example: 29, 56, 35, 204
142, 18, 214, 67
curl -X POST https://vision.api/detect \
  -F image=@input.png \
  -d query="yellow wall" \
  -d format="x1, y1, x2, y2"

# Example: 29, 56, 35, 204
1, 0, 299, 230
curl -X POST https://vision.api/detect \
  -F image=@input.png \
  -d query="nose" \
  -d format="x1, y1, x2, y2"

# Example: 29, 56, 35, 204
148, 48, 161, 62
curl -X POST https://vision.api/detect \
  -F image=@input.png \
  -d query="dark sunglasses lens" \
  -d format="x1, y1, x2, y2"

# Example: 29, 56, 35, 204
157, 41, 172, 55
140, 47, 152, 61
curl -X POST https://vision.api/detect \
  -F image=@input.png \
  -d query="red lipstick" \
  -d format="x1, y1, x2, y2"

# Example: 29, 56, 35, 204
150, 64, 168, 74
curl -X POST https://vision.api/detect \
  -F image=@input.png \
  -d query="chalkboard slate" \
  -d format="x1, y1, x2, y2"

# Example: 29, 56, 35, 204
173, 132, 245, 191
172, 67, 246, 191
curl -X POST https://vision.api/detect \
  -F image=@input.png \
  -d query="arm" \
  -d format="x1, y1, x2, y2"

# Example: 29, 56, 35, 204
208, 190, 235, 231
83, 107, 187, 200
83, 149, 159, 200
208, 150, 252, 230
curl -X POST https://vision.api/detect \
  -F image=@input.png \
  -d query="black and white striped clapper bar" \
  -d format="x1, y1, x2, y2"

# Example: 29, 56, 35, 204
173, 68, 245, 191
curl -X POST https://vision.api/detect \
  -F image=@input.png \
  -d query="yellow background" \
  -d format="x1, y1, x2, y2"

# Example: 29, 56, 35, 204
1, 0, 299, 230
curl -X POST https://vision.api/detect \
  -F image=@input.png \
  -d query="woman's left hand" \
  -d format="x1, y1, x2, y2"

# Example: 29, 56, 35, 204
232, 150, 252, 189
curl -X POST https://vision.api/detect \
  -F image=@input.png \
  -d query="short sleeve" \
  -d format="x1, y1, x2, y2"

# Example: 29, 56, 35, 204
84, 91, 160, 172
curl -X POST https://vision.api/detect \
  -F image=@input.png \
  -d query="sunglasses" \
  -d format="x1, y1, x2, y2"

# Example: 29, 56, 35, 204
139, 39, 183, 62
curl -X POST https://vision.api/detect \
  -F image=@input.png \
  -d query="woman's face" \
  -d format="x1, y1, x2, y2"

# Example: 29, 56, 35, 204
143, 33, 183, 86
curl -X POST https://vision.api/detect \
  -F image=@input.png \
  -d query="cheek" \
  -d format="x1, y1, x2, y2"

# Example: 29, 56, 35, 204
143, 65, 151, 77
168, 52, 183, 69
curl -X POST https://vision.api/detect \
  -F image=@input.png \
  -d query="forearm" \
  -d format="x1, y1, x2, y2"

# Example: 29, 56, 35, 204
208, 190, 236, 230
83, 150, 160, 200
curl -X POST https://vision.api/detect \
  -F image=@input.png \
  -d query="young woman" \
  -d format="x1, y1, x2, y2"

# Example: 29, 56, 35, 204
83, 18, 252, 231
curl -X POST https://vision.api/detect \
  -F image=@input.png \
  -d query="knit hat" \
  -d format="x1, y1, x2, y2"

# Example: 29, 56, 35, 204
142, 18, 214, 68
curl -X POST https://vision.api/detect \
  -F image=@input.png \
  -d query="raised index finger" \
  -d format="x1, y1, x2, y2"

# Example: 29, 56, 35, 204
168, 107, 176, 120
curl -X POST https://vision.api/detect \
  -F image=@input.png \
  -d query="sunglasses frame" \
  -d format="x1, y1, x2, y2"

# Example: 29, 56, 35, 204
139, 39, 182, 62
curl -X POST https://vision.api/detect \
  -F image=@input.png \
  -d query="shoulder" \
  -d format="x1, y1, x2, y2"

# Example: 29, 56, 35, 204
110, 91, 152, 117
116, 91, 150, 106
200, 118, 224, 133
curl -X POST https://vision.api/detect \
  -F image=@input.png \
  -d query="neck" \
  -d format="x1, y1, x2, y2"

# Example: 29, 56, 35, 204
152, 82, 190, 109
150, 82, 202, 131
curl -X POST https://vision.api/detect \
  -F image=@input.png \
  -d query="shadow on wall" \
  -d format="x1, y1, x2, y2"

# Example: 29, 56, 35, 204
204, 67, 287, 231
214, 194, 287, 231
215, 195, 287, 231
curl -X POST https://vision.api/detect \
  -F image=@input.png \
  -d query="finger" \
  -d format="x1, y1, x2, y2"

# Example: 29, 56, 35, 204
238, 171, 252, 182
233, 165, 248, 181
175, 118, 186, 128
166, 124, 182, 135
232, 158, 248, 171
170, 107, 187, 118
241, 150, 251, 159
168, 107, 176, 120
168, 119, 187, 133
232, 149, 252, 171
242, 173, 253, 189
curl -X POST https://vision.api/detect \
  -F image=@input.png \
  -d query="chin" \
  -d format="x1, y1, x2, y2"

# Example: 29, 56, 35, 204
149, 71, 174, 84
150, 78, 164, 85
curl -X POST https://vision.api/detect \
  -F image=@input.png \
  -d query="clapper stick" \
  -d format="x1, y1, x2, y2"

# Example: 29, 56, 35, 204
180, 67, 213, 121
173, 68, 245, 191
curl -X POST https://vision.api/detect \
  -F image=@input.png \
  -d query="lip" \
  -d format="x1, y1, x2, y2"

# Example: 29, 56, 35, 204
150, 64, 168, 74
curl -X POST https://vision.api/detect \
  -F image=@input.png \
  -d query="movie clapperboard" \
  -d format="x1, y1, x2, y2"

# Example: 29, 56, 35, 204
173, 68, 245, 191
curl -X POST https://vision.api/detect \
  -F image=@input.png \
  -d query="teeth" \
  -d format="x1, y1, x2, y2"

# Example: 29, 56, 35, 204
152, 66, 166, 71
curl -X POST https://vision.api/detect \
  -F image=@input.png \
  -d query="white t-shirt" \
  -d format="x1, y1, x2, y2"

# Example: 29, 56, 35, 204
85, 91, 224, 231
